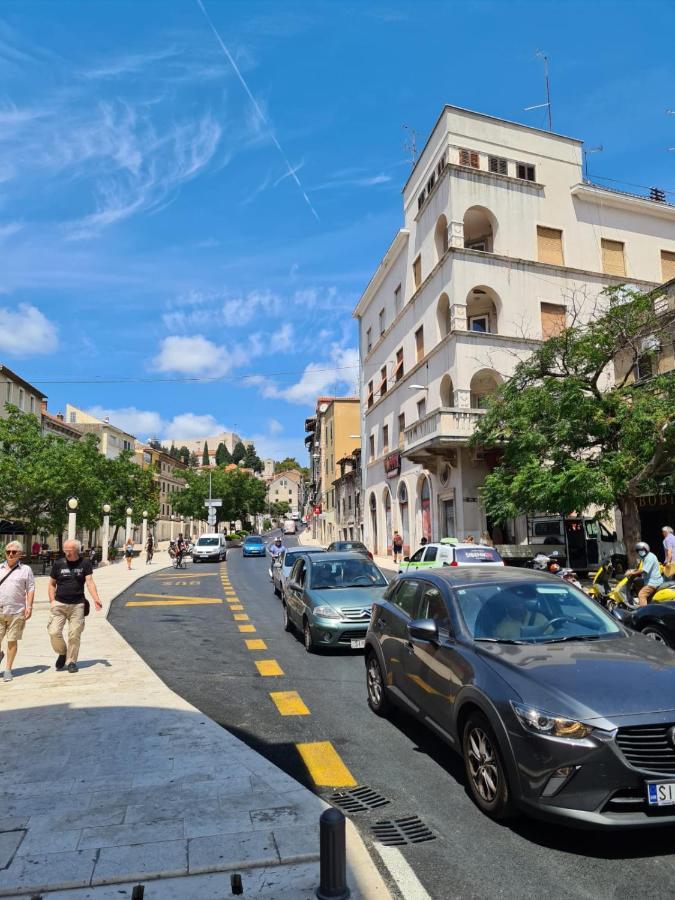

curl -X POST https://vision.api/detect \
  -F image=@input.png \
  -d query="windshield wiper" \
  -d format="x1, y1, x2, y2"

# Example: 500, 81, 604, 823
540, 634, 604, 644
474, 638, 529, 645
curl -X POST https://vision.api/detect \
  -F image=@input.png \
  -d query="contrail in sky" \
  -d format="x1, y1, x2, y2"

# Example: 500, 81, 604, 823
195, 0, 320, 221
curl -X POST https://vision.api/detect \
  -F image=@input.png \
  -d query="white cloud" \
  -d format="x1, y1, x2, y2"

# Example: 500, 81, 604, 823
82, 48, 180, 80
0, 303, 57, 356
162, 289, 281, 332
152, 335, 248, 378
270, 323, 294, 353
0, 222, 22, 242
87, 405, 164, 438
256, 344, 359, 406
267, 418, 283, 435
311, 172, 392, 191
163, 413, 227, 441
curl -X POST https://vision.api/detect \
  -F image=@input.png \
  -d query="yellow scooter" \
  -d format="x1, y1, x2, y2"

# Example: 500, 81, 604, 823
587, 558, 614, 607
605, 565, 675, 611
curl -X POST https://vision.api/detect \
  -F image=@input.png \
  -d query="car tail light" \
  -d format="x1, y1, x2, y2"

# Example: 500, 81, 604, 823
450, 560, 459, 567
367, 552, 373, 560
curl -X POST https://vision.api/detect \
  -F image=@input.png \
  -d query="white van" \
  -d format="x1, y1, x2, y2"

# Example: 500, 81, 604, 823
282, 519, 297, 535
192, 533, 227, 563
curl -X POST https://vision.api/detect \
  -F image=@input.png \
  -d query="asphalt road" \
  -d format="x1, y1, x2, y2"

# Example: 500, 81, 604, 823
110, 536, 675, 900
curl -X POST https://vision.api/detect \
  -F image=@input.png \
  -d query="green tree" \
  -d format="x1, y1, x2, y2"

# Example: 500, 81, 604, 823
173, 466, 266, 528
231, 441, 247, 464
270, 500, 291, 518
202, 441, 210, 467
188, 450, 200, 468
274, 457, 309, 479
179, 446, 190, 466
472, 287, 675, 563
243, 442, 263, 473
103, 451, 159, 544
215, 442, 232, 466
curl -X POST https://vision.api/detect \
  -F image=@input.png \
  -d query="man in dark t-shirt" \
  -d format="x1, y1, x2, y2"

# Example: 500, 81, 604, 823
48, 539, 102, 673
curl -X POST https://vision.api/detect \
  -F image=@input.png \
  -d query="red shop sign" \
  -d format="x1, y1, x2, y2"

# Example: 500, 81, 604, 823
384, 451, 401, 478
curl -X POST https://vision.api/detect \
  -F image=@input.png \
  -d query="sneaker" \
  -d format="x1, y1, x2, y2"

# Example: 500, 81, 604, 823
55, 654, 66, 670
2, 670, 12, 683
67, 662, 78, 673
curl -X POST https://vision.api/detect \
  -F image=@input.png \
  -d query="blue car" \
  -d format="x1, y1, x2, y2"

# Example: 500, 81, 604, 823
242, 535, 266, 557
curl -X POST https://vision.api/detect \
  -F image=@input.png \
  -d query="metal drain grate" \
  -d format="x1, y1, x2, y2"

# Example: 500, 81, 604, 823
330, 785, 390, 813
371, 815, 436, 846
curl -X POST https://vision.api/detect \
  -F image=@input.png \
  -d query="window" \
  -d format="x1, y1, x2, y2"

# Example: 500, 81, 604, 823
69, 412, 76, 423
398, 412, 405, 440
601, 239, 626, 276
391, 580, 420, 617
424, 546, 438, 562
459, 148, 480, 169
516, 162, 536, 182
379, 366, 388, 397
409, 548, 424, 563
661, 250, 675, 282
469, 315, 489, 333
18, 388, 23, 410
436, 152, 447, 177
419, 586, 451, 631
30, 396, 35, 414
369, 434, 375, 460
395, 348, 404, 382
635, 354, 654, 381
379, 308, 386, 335
540, 302, 566, 339
417, 398, 426, 419
537, 226, 564, 265
394, 284, 402, 315
426, 173, 436, 195
366, 327, 372, 353
415, 326, 424, 362
5, 382, 10, 403
382, 425, 389, 453
413, 255, 422, 289
367, 380, 374, 409
488, 156, 508, 176
418, 190, 426, 210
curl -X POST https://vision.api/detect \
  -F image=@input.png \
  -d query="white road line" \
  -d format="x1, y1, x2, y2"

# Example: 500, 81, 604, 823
373, 842, 431, 900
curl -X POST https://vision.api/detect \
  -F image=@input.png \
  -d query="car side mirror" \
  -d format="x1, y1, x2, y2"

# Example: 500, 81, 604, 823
403, 556, 410, 562
611, 532, 617, 542
287, 580, 300, 591
611, 607, 630, 624
408, 618, 439, 643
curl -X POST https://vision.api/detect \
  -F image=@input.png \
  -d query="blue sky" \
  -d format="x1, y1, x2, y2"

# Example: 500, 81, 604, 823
1, 0, 673, 460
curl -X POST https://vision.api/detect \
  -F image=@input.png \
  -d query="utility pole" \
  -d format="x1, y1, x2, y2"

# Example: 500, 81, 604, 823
525, 51, 553, 132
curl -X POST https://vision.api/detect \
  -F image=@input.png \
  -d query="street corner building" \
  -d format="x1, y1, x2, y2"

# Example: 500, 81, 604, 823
352, 104, 675, 558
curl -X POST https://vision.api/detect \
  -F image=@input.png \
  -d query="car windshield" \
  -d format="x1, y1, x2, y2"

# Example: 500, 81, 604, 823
309, 559, 387, 590
455, 581, 622, 643
197, 538, 219, 546
284, 549, 323, 567
245, 537, 263, 545
455, 547, 502, 564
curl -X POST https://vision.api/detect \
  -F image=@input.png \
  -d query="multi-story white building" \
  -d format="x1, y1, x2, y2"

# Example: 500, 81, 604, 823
354, 105, 675, 557
65, 404, 135, 460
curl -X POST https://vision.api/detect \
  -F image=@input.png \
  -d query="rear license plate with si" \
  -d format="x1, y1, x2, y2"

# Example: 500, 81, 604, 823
647, 782, 675, 806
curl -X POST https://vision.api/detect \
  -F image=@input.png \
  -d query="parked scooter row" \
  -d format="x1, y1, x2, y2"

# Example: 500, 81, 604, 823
587, 557, 675, 611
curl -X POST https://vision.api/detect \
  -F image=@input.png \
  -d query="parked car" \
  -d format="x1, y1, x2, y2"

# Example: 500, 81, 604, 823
365, 567, 675, 828
326, 540, 373, 560
622, 602, 675, 648
283, 552, 388, 652
272, 547, 326, 599
242, 535, 266, 558
192, 533, 227, 563
400, 539, 503, 572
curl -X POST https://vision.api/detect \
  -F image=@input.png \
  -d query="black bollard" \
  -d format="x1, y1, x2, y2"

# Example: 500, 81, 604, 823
231, 872, 243, 895
316, 808, 350, 900
131, 886, 144, 900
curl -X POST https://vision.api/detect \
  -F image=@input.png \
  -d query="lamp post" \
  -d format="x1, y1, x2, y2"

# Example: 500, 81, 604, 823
170, 514, 175, 541
142, 510, 148, 550
125, 507, 133, 544
101, 503, 111, 565
67, 497, 78, 542
180, 517, 184, 537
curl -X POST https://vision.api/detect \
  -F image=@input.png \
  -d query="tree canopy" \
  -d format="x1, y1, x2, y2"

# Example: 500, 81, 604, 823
231, 441, 247, 464
201, 441, 210, 467
172, 466, 266, 528
274, 457, 309, 479
472, 287, 675, 561
215, 442, 232, 466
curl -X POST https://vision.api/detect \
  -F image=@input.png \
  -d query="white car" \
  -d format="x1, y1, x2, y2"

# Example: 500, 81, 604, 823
272, 547, 326, 599
192, 533, 228, 563
399, 539, 504, 573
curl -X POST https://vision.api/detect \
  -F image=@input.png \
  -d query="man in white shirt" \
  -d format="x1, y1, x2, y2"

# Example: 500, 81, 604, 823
0, 541, 35, 683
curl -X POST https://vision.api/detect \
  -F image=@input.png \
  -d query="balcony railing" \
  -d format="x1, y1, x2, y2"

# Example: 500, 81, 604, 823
403, 407, 486, 459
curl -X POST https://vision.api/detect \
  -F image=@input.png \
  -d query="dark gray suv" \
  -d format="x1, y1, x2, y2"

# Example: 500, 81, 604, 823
365, 567, 675, 827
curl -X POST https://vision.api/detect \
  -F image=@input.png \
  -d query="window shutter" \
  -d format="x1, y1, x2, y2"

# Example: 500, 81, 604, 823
661, 250, 675, 282
470, 152, 479, 168
537, 226, 564, 265
540, 303, 566, 339
459, 148, 470, 166
601, 239, 626, 276
489, 156, 507, 175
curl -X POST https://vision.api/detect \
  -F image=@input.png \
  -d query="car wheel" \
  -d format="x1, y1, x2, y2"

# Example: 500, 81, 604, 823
462, 713, 513, 820
642, 626, 673, 647
366, 652, 390, 717
282, 602, 293, 633
303, 619, 315, 653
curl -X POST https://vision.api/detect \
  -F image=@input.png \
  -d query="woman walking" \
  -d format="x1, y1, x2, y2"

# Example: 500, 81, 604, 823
124, 538, 134, 570
145, 534, 154, 565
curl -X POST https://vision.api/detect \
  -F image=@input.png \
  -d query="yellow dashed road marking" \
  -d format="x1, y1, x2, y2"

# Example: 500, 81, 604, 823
296, 741, 357, 788
255, 659, 284, 677
126, 599, 223, 607
230, 604, 244, 611
133, 593, 223, 602
270, 691, 310, 716
233, 613, 250, 621
245, 639, 267, 650
238, 624, 256, 633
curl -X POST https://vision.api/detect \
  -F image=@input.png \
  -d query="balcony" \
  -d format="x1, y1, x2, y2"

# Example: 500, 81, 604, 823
403, 407, 486, 464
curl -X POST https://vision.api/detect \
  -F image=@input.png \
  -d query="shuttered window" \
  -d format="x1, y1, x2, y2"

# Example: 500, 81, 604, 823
379, 366, 388, 397
540, 303, 566, 339
413, 256, 422, 289
415, 327, 424, 363
489, 156, 508, 175
661, 250, 675, 283
395, 348, 404, 382
382, 425, 389, 453
601, 239, 626, 276
459, 148, 480, 169
537, 226, 564, 265
367, 381, 374, 409
517, 162, 536, 181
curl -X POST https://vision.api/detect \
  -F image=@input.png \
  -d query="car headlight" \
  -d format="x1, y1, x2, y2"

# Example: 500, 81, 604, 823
313, 605, 341, 620
511, 702, 592, 740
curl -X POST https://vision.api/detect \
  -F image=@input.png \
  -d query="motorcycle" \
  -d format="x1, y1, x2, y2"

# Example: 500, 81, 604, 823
586, 558, 614, 608
604, 566, 675, 612
532, 552, 563, 574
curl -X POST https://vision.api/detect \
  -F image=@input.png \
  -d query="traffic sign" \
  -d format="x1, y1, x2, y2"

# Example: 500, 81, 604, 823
207, 514, 217, 526
204, 499, 222, 507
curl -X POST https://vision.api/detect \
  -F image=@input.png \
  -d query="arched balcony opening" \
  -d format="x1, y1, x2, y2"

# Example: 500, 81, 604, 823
436, 292, 450, 339
434, 214, 449, 261
465, 286, 501, 334
463, 206, 496, 252
439, 374, 455, 408
470, 369, 502, 409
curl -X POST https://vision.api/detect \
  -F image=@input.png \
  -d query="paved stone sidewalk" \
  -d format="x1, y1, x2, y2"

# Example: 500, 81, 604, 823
0, 553, 390, 898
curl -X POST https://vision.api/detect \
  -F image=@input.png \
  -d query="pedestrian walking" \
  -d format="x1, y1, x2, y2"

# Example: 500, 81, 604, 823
123, 538, 134, 570
48, 539, 102, 673
31, 539, 41, 557
145, 533, 154, 565
0, 542, 35, 683
392, 530, 403, 564
627, 541, 664, 607
662, 526, 675, 577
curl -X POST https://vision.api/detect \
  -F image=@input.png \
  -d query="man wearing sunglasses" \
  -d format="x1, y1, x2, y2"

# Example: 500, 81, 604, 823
0, 541, 35, 683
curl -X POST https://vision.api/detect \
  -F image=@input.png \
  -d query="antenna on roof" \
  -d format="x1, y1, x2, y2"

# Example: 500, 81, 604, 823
402, 124, 417, 164
583, 145, 603, 181
524, 51, 553, 131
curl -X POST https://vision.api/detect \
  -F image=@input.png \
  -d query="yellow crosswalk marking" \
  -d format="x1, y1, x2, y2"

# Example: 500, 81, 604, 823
133, 593, 223, 602
233, 613, 250, 621
238, 624, 256, 633
230, 604, 244, 611
255, 659, 284, 677
296, 741, 356, 788
245, 639, 267, 650
126, 599, 223, 607
270, 691, 310, 716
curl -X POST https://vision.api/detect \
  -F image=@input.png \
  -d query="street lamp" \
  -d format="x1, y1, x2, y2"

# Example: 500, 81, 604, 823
170, 514, 175, 542
142, 510, 148, 551
101, 503, 111, 565
67, 497, 78, 542
125, 507, 133, 544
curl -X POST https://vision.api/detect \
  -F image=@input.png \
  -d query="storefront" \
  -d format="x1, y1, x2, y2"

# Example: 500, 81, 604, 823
637, 492, 675, 560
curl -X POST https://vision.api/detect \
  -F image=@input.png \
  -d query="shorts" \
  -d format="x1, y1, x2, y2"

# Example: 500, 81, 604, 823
0, 614, 26, 641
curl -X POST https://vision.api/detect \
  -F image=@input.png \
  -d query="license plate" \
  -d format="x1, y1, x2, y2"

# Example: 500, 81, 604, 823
350, 638, 366, 649
647, 782, 675, 806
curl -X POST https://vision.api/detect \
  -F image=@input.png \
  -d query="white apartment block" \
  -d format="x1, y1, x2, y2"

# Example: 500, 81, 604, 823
354, 105, 675, 557
65, 404, 135, 459
266, 470, 302, 513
